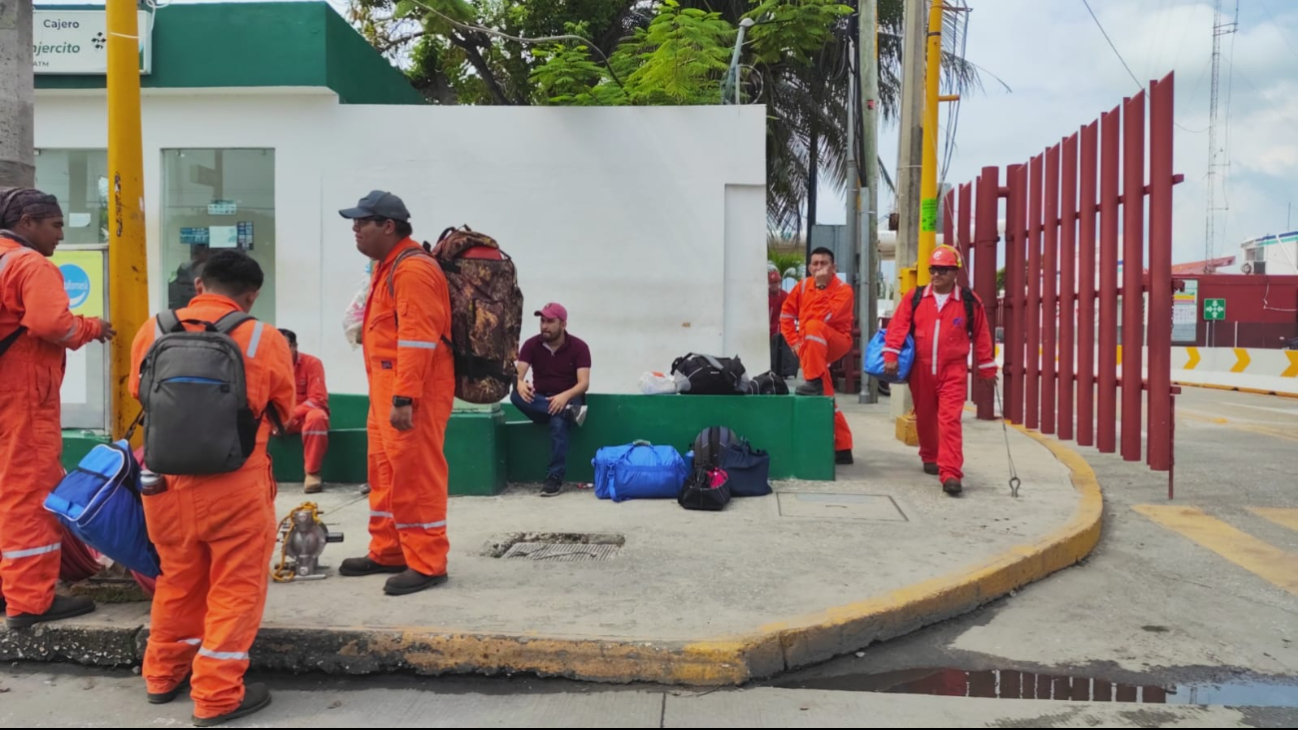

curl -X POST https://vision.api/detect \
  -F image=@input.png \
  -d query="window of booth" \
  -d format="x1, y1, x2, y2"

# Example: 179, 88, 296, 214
161, 149, 275, 320
34, 149, 109, 245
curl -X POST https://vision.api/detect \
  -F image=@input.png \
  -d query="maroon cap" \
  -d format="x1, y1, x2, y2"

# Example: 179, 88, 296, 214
534, 302, 568, 322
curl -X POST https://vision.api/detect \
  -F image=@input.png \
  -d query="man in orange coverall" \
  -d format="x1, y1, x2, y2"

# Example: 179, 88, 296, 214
338, 190, 455, 596
277, 329, 330, 493
0, 187, 115, 629
130, 250, 294, 726
780, 246, 855, 464
883, 245, 996, 496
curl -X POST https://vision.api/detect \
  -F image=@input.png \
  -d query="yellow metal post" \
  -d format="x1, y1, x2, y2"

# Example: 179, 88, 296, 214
106, 0, 148, 442
917, 0, 944, 287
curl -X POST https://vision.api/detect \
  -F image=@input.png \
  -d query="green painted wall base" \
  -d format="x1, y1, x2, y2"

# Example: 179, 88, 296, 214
61, 393, 835, 497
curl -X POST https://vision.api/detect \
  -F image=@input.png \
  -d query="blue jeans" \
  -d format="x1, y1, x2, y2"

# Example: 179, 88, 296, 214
511, 388, 582, 482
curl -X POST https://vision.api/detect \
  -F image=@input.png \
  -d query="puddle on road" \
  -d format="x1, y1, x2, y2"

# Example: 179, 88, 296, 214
775, 668, 1298, 708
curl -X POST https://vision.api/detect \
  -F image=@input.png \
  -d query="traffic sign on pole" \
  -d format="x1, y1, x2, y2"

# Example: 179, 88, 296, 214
1203, 298, 1226, 321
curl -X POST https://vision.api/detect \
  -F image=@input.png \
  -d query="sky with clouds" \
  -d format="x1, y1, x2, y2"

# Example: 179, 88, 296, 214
818, 0, 1298, 268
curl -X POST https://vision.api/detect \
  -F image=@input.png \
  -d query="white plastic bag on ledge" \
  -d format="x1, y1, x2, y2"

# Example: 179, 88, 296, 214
639, 371, 679, 395
342, 273, 372, 349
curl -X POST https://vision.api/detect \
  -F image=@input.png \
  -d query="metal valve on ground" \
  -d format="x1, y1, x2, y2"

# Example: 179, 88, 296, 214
273, 502, 344, 582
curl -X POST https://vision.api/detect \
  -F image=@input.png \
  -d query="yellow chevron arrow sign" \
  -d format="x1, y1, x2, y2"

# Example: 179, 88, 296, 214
1284, 351, 1298, 378
1231, 348, 1251, 373
1184, 347, 1200, 370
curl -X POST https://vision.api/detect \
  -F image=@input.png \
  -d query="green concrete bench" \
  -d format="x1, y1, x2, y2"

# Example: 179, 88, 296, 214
502, 394, 836, 484
63, 393, 835, 499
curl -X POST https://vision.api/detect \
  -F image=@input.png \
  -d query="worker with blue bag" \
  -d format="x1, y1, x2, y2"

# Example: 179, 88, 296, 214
0, 187, 115, 629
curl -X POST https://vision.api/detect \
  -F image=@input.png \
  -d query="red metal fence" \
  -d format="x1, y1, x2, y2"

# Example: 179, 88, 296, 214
945, 72, 1181, 491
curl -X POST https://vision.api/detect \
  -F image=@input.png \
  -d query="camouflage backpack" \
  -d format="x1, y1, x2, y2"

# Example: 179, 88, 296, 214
389, 226, 522, 404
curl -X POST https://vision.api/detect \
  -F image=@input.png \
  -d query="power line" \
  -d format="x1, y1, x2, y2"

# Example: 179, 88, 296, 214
1079, 0, 1142, 89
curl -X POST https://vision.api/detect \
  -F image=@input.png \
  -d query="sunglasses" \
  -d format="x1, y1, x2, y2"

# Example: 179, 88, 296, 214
929, 266, 957, 276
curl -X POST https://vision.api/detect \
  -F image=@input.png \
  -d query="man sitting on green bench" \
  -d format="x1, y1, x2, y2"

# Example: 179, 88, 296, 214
512, 302, 590, 498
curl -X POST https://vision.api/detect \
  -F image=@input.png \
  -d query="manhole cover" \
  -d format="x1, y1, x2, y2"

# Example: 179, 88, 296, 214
483, 532, 625, 559
777, 492, 908, 521
501, 542, 621, 562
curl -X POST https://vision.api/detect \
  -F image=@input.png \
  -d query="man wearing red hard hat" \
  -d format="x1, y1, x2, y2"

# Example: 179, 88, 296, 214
882, 245, 996, 496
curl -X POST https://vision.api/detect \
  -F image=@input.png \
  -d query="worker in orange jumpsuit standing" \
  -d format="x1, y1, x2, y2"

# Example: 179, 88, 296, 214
0, 187, 115, 629
338, 190, 455, 596
781, 246, 855, 465
883, 246, 996, 496
277, 329, 330, 493
130, 250, 295, 725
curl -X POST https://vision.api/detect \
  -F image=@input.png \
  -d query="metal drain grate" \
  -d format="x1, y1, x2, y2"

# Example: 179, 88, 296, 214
501, 542, 621, 562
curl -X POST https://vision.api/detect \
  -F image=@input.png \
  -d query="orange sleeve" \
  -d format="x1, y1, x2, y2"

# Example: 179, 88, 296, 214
826, 282, 855, 334
780, 281, 802, 349
11, 254, 102, 350
883, 290, 917, 364
305, 356, 329, 411
128, 318, 158, 400
392, 261, 448, 400
260, 327, 297, 426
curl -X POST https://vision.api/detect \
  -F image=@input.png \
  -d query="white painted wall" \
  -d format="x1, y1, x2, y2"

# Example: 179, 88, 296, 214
36, 90, 768, 396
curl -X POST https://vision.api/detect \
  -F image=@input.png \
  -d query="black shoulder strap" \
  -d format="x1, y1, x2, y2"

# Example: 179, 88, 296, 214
0, 326, 26, 358
212, 311, 255, 336
908, 286, 924, 336
962, 288, 977, 338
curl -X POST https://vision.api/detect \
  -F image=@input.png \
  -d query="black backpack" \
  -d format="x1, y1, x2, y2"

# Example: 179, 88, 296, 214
679, 427, 733, 511
691, 426, 738, 470
910, 286, 978, 338
671, 353, 747, 395
745, 370, 789, 396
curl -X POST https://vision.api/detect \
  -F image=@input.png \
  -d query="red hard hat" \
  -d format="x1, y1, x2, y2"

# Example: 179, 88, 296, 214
768, 269, 780, 284
929, 245, 962, 268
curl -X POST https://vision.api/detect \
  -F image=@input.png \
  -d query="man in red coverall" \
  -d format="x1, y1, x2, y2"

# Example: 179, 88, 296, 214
278, 329, 330, 493
781, 247, 855, 464
883, 246, 997, 496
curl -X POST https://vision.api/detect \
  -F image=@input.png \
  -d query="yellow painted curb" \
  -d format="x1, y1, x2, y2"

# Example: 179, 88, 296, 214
258, 427, 1104, 685
1173, 380, 1298, 400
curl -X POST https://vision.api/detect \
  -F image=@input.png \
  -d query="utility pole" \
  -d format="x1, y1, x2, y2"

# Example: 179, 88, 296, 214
1204, 0, 1238, 263
891, 0, 927, 425
107, 0, 149, 442
0, 0, 35, 187
857, 0, 881, 404
917, 0, 946, 287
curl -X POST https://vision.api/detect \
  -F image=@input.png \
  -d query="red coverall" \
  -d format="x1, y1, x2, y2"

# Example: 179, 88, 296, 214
130, 294, 295, 720
780, 276, 855, 452
0, 237, 104, 617
363, 238, 456, 577
883, 285, 996, 483
286, 353, 329, 475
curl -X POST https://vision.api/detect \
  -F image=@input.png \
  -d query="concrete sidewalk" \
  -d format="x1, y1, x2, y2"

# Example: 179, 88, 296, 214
0, 401, 1102, 685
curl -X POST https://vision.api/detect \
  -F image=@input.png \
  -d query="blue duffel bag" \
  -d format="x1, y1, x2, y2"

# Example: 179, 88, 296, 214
592, 441, 690, 502
864, 330, 916, 383
44, 440, 161, 578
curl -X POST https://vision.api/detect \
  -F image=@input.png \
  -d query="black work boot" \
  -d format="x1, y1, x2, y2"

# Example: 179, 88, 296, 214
923, 462, 939, 475
5, 594, 95, 629
835, 449, 855, 465
943, 479, 964, 497
384, 570, 448, 596
338, 557, 406, 577
540, 476, 562, 498
191, 682, 272, 727
795, 380, 826, 396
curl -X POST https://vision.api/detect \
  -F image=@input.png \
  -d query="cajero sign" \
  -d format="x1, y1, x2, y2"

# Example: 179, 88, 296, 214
33, 9, 153, 75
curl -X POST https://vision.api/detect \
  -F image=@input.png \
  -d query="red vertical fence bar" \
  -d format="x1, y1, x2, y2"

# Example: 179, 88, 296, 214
957, 183, 974, 401
1041, 145, 1060, 434
944, 188, 959, 284
1121, 91, 1146, 462
1026, 155, 1044, 430
1059, 133, 1079, 441
1148, 73, 1176, 473
974, 166, 999, 420
1097, 106, 1121, 454
1010, 163, 1028, 424
1077, 120, 1099, 447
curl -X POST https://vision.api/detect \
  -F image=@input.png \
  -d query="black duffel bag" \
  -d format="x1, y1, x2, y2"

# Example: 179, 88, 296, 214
671, 353, 746, 395
720, 441, 772, 497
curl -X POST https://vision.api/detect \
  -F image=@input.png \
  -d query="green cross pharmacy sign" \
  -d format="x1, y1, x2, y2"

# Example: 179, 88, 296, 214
1203, 298, 1226, 321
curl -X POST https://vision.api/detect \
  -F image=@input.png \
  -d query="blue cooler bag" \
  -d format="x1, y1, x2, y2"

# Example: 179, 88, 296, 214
44, 440, 161, 578
592, 441, 689, 502
864, 330, 916, 383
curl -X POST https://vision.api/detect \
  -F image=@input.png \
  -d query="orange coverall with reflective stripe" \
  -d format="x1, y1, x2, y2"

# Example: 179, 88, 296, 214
362, 238, 455, 577
287, 353, 329, 475
129, 293, 295, 720
0, 236, 104, 617
780, 276, 855, 452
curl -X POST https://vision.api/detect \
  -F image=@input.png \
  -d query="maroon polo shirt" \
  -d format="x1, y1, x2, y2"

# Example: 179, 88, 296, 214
519, 333, 591, 396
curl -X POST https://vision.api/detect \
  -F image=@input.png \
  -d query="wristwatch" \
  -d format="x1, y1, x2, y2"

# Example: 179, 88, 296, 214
392, 396, 413, 407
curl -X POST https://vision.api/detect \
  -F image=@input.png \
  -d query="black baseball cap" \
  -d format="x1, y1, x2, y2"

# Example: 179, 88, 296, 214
339, 190, 411, 222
